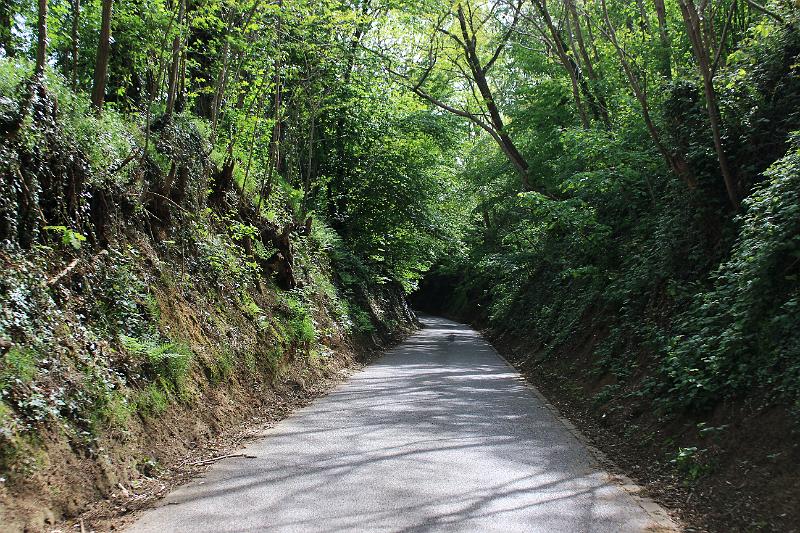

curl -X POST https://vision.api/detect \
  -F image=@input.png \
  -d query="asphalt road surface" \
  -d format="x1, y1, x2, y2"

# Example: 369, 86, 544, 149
126, 316, 675, 533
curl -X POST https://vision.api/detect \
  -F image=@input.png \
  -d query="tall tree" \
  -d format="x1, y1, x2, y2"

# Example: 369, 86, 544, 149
35, 0, 47, 75
165, 0, 185, 120
91, 0, 113, 111
69, 0, 79, 89
599, 0, 694, 188
525, 0, 591, 128
653, 0, 672, 79
565, 0, 611, 127
386, 0, 535, 192
329, 0, 375, 225
678, 0, 739, 208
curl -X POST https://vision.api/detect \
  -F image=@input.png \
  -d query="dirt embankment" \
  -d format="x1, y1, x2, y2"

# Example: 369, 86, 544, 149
52, 332, 408, 533
485, 327, 800, 533
0, 234, 416, 533
2, 316, 413, 533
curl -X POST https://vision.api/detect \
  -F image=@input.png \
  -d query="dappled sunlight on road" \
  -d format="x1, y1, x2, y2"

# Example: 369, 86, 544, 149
127, 316, 670, 533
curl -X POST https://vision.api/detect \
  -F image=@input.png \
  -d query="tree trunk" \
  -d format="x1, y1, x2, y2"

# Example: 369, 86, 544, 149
178, 48, 186, 111
240, 76, 270, 196
583, 10, 602, 64
301, 116, 315, 218
678, 0, 739, 208
531, 0, 590, 128
566, 0, 611, 127
210, 12, 234, 142
635, 0, 650, 30
165, 0, 185, 120
473, 55, 529, 187
559, 21, 601, 127
457, 5, 531, 190
91, 0, 113, 111
70, 0, 80, 89
35, 0, 47, 75
653, 0, 672, 79
258, 0, 284, 211
330, 0, 372, 226
601, 0, 694, 187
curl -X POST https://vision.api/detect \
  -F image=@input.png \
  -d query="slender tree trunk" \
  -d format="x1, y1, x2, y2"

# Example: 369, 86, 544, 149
211, 13, 233, 135
142, 9, 179, 170
653, 0, 672, 79
212, 1, 265, 130
301, 116, 315, 218
241, 109, 263, 194
472, 59, 529, 186
211, 40, 229, 133
583, 10, 602, 64
178, 48, 186, 110
240, 76, 270, 195
561, 14, 604, 127
270, 17, 282, 179
679, 0, 739, 208
210, 12, 235, 142
165, 0, 185, 120
35, 0, 47, 75
258, 0, 283, 210
742, 0, 785, 25
635, 0, 649, 29
531, 0, 590, 128
601, 0, 694, 187
712, 0, 738, 76
70, 0, 79, 89
566, 0, 610, 127
91, 0, 113, 111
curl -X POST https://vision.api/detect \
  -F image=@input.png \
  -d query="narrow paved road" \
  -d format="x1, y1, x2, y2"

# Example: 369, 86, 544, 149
127, 316, 675, 533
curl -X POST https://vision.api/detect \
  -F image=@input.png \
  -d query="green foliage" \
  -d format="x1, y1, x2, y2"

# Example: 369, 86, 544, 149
0, 347, 39, 390
350, 307, 376, 335
118, 333, 195, 417
144, 294, 161, 323
207, 349, 235, 384
239, 290, 264, 320
100, 392, 135, 428
0, 0, 437, 488
426, 0, 800, 418
280, 292, 317, 345
664, 136, 800, 407
335, 108, 461, 290
0, 58, 139, 179
120, 335, 193, 396
92, 249, 152, 337
2, 0, 797, 504
135, 384, 169, 416
669, 446, 712, 483
42, 226, 86, 250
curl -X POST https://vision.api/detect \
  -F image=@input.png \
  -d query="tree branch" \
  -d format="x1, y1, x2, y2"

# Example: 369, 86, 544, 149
712, 0, 737, 77
412, 85, 500, 142
485, 0, 523, 72
742, 0, 784, 25
437, 26, 468, 51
